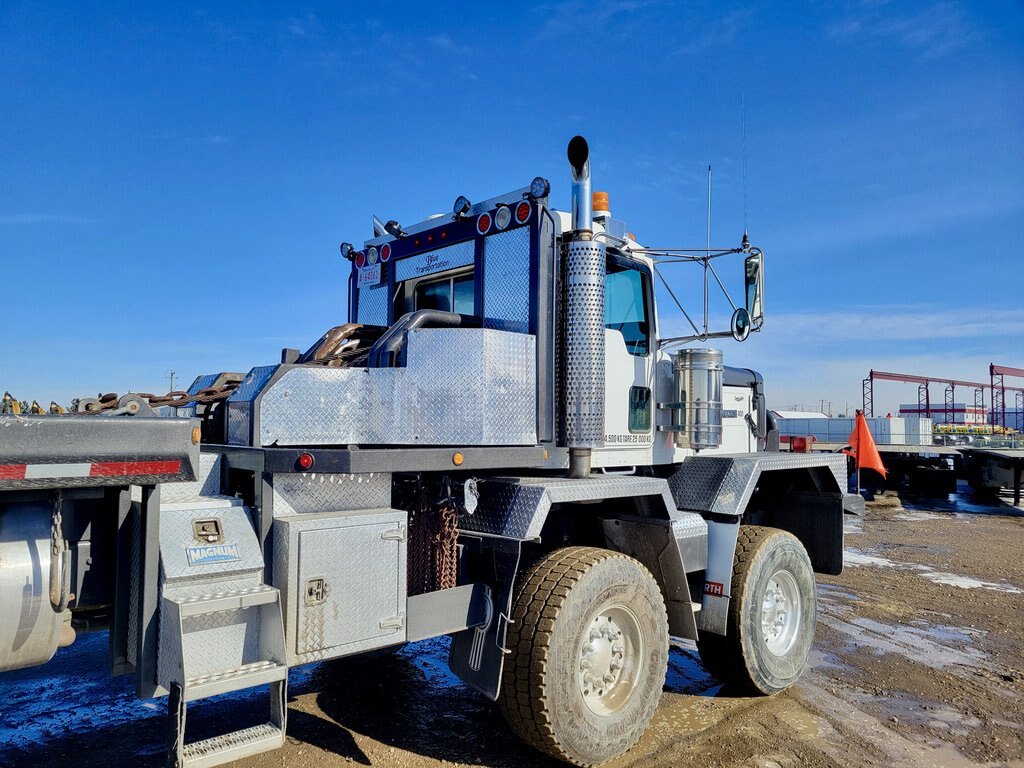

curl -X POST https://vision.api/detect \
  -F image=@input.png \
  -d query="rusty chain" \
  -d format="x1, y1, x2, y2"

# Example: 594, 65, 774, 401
407, 482, 460, 596
77, 381, 242, 413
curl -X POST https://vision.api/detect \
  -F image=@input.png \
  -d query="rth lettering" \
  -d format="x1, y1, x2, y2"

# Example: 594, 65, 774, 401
704, 581, 725, 597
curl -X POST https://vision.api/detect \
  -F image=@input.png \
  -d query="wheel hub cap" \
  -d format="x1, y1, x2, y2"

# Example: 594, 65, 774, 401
578, 606, 642, 715
761, 569, 801, 656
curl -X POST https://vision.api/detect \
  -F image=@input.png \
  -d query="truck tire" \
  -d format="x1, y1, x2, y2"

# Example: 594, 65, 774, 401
499, 546, 669, 766
697, 525, 816, 695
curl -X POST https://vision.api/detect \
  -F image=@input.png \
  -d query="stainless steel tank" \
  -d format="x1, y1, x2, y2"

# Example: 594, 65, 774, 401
671, 349, 723, 450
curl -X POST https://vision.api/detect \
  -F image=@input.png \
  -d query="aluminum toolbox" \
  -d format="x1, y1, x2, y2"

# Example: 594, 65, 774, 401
273, 509, 408, 665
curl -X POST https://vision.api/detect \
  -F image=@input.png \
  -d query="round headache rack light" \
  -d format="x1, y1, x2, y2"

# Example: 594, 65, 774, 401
529, 176, 550, 199
494, 205, 512, 230
296, 452, 315, 471
355, 251, 366, 268
367, 246, 379, 265
476, 212, 492, 235
515, 200, 531, 224
380, 243, 391, 262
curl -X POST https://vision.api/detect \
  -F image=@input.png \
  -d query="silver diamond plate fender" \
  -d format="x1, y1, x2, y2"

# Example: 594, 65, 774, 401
257, 328, 536, 447
665, 452, 846, 516
459, 475, 679, 541
667, 453, 847, 637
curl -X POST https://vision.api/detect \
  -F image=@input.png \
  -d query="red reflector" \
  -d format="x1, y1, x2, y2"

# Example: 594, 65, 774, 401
476, 212, 492, 235
441, 231, 447, 239
0, 464, 27, 480
355, 251, 365, 268
381, 244, 391, 262
90, 460, 182, 477
296, 453, 314, 470
515, 201, 531, 223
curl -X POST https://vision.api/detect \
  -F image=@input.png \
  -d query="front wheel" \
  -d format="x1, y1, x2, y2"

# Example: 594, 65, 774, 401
697, 525, 816, 695
499, 547, 669, 766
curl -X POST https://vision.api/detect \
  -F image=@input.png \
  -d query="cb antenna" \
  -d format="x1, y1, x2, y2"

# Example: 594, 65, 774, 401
741, 91, 749, 239
706, 164, 712, 257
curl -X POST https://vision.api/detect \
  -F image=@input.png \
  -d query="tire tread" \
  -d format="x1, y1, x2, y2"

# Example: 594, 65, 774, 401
498, 546, 663, 766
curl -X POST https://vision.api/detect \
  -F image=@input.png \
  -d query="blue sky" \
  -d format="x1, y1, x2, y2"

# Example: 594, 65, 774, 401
1, 1, 1022, 415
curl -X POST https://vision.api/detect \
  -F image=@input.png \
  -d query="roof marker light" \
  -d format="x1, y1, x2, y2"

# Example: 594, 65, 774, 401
476, 212, 492, 235
453, 195, 472, 219
380, 243, 391, 262
355, 251, 366, 268
494, 205, 511, 230
515, 201, 531, 224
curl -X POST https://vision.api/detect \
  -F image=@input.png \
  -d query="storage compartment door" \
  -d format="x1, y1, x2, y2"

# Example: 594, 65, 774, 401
296, 522, 405, 656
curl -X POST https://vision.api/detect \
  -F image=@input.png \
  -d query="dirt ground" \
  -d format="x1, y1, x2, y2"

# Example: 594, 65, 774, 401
2, 487, 1023, 768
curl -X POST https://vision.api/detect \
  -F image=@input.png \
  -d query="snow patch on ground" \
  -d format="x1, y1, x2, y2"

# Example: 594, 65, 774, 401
922, 572, 1024, 594
845, 548, 1023, 594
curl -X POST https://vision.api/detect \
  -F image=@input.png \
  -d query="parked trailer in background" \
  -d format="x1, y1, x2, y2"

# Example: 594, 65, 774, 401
0, 137, 852, 767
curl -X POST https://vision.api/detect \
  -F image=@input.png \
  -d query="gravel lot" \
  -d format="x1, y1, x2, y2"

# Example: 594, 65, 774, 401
2, 485, 1022, 768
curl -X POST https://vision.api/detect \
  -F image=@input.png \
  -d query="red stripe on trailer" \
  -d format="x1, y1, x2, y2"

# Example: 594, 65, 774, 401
0, 464, 27, 479
89, 460, 182, 477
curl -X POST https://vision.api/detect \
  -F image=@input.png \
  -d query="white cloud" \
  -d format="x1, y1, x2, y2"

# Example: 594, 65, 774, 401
828, 1, 980, 61
674, 9, 755, 56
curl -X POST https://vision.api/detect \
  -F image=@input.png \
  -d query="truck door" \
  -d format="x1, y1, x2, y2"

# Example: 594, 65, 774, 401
600, 254, 655, 462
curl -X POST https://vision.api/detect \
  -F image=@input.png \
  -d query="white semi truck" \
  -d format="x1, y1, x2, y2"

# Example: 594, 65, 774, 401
0, 137, 850, 767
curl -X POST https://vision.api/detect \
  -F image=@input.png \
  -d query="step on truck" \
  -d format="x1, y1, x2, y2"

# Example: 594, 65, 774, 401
0, 136, 851, 767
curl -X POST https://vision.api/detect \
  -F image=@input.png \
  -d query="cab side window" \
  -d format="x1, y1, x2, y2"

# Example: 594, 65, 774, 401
605, 260, 651, 356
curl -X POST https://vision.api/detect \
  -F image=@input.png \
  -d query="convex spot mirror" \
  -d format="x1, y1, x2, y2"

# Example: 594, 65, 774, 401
744, 252, 764, 327
731, 307, 751, 342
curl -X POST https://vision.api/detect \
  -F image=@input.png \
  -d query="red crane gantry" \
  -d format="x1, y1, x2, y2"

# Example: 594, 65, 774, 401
990, 364, 1024, 432
862, 367, 1024, 430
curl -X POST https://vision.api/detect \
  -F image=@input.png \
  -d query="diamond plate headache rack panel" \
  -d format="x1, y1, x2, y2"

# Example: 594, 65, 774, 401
258, 328, 537, 447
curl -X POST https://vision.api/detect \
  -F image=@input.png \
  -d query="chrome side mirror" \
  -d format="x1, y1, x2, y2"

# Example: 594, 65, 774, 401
744, 252, 764, 328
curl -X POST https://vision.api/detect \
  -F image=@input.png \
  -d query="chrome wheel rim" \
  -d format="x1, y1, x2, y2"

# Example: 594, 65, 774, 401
761, 569, 801, 656
577, 605, 643, 716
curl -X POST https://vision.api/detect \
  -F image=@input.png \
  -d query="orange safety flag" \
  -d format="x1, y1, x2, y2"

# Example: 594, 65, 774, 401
845, 411, 888, 479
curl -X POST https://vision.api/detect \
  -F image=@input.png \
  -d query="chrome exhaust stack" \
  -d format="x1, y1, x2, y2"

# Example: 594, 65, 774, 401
567, 135, 592, 235
560, 136, 605, 478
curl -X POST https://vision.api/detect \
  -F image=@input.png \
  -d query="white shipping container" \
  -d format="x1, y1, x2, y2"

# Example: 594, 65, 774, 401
775, 415, 931, 445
